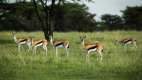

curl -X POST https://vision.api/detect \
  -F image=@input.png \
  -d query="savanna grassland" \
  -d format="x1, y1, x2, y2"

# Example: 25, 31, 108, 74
0, 31, 142, 80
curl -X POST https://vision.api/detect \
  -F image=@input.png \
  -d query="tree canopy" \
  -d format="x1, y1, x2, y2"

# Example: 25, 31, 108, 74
100, 14, 123, 30
0, 2, 96, 31
122, 6, 142, 30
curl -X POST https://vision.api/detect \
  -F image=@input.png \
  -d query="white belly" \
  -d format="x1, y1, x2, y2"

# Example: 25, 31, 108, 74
88, 48, 97, 53
19, 41, 26, 44
35, 43, 43, 47
57, 45, 64, 48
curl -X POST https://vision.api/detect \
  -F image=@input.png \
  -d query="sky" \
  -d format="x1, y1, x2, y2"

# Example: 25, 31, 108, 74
86, 0, 142, 21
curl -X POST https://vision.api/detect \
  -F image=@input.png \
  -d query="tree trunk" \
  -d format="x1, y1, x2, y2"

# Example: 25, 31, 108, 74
32, 0, 53, 40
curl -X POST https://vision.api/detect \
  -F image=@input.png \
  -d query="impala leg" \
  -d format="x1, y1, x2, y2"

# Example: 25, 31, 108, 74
43, 45, 47, 56
98, 50, 103, 62
27, 43, 31, 52
35, 47, 37, 54
33, 47, 35, 54
18, 44, 21, 52
133, 41, 137, 48
96, 52, 99, 61
65, 48, 69, 57
33, 46, 37, 55
86, 51, 90, 63
55, 47, 58, 57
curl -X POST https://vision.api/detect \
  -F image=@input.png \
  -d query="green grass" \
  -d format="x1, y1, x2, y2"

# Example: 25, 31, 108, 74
0, 31, 142, 80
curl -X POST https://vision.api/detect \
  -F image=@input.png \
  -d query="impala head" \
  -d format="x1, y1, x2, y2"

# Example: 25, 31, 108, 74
11, 32, 17, 37
11, 32, 17, 42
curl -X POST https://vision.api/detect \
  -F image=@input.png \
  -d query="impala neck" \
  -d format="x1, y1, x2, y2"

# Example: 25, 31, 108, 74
82, 39, 85, 47
12, 33, 17, 42
80, 34, 86, 47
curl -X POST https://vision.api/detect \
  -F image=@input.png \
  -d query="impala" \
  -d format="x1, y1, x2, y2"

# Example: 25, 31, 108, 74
115, 38, 137, 47
50, 36, 69, 57
80, 34, 104, 62
31, 39, 48, 55
12, 32, 32, 52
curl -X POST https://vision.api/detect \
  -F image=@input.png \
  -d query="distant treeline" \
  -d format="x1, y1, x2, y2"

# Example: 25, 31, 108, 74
98, 6, 142, 31
0, 2, 142, 31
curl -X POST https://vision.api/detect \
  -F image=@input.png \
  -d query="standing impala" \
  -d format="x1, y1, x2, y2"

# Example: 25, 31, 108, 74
115, 38, 137, 47
50, 35, 69, 57
80, 34, 104, 62
31, 39, 48, 55
12, 32, 32, 52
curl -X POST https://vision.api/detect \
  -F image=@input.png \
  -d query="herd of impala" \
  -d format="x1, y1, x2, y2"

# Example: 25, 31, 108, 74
12, 32, 137, 62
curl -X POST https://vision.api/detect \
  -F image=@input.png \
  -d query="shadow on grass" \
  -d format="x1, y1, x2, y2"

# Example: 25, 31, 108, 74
0, 39, 13, 44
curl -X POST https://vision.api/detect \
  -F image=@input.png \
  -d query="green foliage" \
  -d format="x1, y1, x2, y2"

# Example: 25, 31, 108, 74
0, 2, 41, 31
0, 2, 96, 31
0, 0, 7, 3
100, 14, 123, 30
0, 31, 142, 80
54, 3, 96, 31
98, 6, 142, 31
122, 6, 142, 30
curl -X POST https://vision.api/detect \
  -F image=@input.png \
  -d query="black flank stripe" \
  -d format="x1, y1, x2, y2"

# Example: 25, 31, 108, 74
55, 42, 64, 47
35, 41, 43, 45
87, 45, 97, 51
123, 39, 132, 44
19, 39, 27, 43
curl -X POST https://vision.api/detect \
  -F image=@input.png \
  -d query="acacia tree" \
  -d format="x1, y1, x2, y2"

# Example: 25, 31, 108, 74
32, 0, 64, 40
32, 0, 94, 40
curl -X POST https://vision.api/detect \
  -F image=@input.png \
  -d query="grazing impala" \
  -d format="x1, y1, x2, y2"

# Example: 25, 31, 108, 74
80, 34, 104, 62
12, 32, 32, 52
50, 36, 69, 57
115, 38, 137, 47
31, 39, 48, 55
